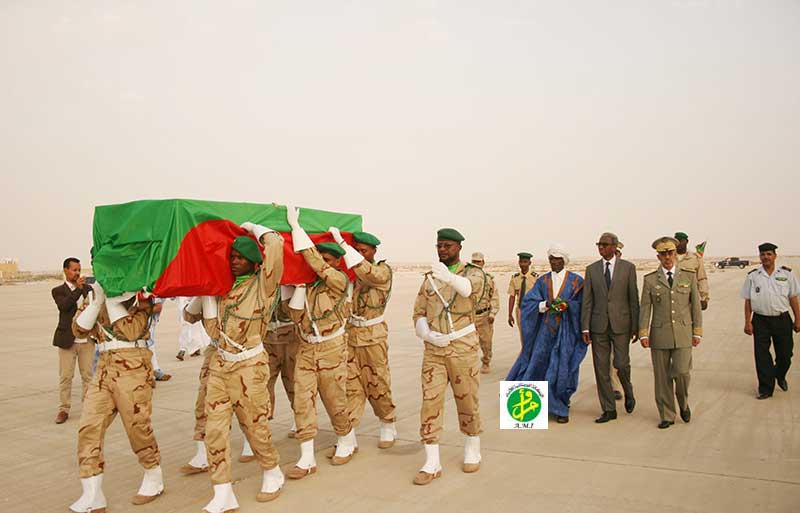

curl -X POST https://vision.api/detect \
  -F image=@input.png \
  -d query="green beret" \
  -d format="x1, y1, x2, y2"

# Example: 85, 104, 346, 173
437, 228, 464, 242
674, 232, 689, 241
353, 231, 381, 247
316, 242, 345, 258
231, 236, 263, 264
517, 252, 533, 259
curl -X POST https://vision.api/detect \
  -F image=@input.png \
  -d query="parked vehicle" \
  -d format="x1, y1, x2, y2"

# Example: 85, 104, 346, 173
715, 257, 750, 269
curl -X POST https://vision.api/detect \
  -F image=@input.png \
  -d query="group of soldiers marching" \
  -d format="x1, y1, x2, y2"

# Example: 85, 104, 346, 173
67, 208, 489, 513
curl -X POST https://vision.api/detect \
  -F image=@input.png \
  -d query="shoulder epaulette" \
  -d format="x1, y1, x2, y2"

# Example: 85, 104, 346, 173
378, 259, 387, 265
748, 268, 758, 275
532, 271, 539, 277
781, 266, 792, 272
513, 272, 520, 277
682, 269, 696, 274
644, 270, 658, 277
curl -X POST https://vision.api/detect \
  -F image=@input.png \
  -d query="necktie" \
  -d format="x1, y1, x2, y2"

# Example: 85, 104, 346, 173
667, 271, 674, 288
604, 261, 611, 289
519, 276, 527, 306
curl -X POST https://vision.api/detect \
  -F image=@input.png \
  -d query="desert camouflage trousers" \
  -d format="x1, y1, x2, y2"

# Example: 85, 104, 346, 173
346, 340, 396, 426
293, 336, 352, 442
77, 347, 160, 478
420, 342, 482, 444
205, 352, 279, 484
192, 345, 215, 441
266, 340, 298, 419
476, 314, 494, 365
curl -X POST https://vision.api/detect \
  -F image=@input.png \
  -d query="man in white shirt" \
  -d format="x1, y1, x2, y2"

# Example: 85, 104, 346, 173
51, 257, 93, 424
742, 242, 800, 399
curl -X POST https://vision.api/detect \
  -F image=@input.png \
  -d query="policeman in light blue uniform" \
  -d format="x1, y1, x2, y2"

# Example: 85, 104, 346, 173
741, 242, 800, 399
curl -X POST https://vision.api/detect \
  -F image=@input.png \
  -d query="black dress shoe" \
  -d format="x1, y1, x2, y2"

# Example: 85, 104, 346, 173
757, 392, 773, 400
657, 420, 674, 429
556, 415, 569, 424
176, 350, 185, 361
613, 391, 623, 401
595, 411, 617, 423
777, 379, 788, 392
624, 397, 636, 414
680, 407, 691, 423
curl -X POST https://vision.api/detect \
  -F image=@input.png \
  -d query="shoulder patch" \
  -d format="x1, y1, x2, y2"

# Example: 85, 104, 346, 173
378, 259, 387, 265
532, 271, 539, 277
644, 270, 658, 277
748, 268, 758, 275
513, 272, 520, 277
781, 266, 792, 272
681, 269, 696, 274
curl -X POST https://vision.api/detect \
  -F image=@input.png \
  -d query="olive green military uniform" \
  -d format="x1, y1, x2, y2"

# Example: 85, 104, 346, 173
265, 300, 299, 419
289, 247, 352, 442
73, 303, 160, 478
413, 262, 487, 443
346, 259, 397, 426
639, 268, 703, 423
475, 273, 500, 366
677, 252, 710, 303
199, 232, 284, 485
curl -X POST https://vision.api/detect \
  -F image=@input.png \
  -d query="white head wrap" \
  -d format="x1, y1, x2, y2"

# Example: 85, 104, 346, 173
547, 243, 570, 265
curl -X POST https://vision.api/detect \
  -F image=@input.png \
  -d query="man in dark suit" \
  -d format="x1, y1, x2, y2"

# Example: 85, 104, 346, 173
52, 257, 93, 424
582, 232, 639, 423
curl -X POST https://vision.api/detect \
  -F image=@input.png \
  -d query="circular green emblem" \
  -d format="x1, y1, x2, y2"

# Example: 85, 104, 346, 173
507, 386, 542, 422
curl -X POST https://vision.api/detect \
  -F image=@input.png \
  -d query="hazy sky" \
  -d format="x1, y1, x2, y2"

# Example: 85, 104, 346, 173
2, 1, 798, 270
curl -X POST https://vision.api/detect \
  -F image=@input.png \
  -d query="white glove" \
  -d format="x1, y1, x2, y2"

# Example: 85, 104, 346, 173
76, 282, 106, 330
280, 285, 295, 301
289, 285, 307, 310
328, 226, 345, 245
240, 221, 276, 241
415, 318, 432, 342
105, 291, 137, 324
430, 262, 472, 298
286, 205, 301, 230
427, 331, 451, 348
185, 296, 202, 316
286, 205, 313, 252
201, 296, 218, 320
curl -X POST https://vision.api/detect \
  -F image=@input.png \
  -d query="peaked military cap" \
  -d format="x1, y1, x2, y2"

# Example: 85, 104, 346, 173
758, 242, 778, 253
517, 252, 533, 259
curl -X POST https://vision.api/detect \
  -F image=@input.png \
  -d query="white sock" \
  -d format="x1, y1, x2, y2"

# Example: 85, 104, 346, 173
296, 439, 316, 469
137, 465, 163, 497
334, 429, 356, 458
189, 440, 208, 468
420, 444, 441, 473
464, 435, 481, 464
379, 422, 397, 442
261, 466, 285, 493
203, 483, 239, 513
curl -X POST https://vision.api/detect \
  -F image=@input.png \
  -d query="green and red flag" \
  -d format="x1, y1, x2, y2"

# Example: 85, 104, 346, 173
695, 240, 707, 258
91, 199, 362, 297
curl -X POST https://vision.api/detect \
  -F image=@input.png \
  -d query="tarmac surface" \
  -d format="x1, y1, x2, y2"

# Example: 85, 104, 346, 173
1, 264, 798, 513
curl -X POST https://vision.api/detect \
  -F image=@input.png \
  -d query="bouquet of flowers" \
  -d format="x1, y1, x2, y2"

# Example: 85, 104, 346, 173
549, 297, 568, 316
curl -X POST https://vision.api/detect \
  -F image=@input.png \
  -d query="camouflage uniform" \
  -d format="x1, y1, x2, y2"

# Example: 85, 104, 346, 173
412, 262, 487, 443
346, 259, 397, 426
677, 252, 710, 303
475, 273, 500, 366
191, 345, 216, 441
265, 299, 299, 419
289, 247, 352, 442
508, 270, 538, 334
197, 232, 283, 485
73, 304, 160, 478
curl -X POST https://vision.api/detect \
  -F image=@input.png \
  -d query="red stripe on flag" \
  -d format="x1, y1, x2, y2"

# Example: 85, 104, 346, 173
153, 219, 355, 297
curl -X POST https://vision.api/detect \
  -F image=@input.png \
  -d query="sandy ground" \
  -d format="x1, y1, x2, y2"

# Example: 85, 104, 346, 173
1, 261, 799, 513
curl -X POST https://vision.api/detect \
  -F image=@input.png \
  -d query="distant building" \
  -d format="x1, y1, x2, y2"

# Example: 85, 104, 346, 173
0, 258, 19, 280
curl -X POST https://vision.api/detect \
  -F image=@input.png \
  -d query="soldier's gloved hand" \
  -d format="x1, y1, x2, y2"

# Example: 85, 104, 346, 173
289, 284, 307, 310
89, 282, 106, 305
240, 221, 276, 241
431, 262, 472, 298
328, 226, 345, 245
286, 206, 313, 252
286, 205, 301, 229
76, 282, 106, 330
427, 330, 451, 348
280, 285, 295, 301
